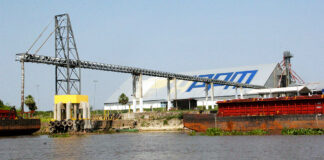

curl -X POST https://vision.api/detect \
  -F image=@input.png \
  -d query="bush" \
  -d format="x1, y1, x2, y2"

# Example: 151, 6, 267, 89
163, 120, 168, 125
204, 128, 268, 136
281, 128, 324, 135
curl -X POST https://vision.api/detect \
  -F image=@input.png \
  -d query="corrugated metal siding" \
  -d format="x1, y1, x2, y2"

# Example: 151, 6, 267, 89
106, 63, 278, 104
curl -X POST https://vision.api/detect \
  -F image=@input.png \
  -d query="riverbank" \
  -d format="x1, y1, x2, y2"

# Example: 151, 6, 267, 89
33, 111, 324, 136
34, 111, 187, 135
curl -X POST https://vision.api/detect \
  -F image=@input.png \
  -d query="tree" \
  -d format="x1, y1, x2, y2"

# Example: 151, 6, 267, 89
0, 99, 4, 107
118, 93, 129, 105
24, 95, 37, 111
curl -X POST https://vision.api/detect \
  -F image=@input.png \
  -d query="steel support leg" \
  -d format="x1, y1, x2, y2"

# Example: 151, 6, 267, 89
240, 86, 244, 99
211, 83, 214, 109
132, 74, 137, 113
87, 102, 91, 129
174, 78, 177, 109
235, 87, 238, 99
205, 83, 209, 110
82, 102, 87, 129
139, 74, 143, 112
167, 78, 172, 111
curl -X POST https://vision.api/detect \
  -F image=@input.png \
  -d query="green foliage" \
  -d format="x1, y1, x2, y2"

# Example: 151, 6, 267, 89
118, 93, 129, 105
0, 99, 14, 110
25, 95, 37, 111
204, 128, 269, 136
281, 128, 324, 135
188, 131, 196, 136
163, 120, 168, 125
0, 99, 4, 107
0, 105, 12, 110
48, 133, 71, 138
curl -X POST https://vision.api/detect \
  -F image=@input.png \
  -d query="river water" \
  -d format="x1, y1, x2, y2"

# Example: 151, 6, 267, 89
0, 132, 323, 160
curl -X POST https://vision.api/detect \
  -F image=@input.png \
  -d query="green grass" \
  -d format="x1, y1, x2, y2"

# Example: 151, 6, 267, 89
154, 112, 184, 120
281, 128, 324, 135
33, 111, 52, 122
203, 128, 269, 136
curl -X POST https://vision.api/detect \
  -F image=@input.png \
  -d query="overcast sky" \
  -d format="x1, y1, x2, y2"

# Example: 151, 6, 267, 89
1, 1, 324, 111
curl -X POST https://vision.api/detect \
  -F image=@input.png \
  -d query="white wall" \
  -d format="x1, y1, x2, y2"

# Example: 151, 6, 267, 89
104, 101, 164, 110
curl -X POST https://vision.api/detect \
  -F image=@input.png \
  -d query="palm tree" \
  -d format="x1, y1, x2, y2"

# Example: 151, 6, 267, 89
118, 93, 129, 105
24, 95, 37, 111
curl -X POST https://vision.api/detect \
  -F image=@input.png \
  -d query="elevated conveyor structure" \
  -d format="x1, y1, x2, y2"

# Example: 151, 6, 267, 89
16, 53, 265, 89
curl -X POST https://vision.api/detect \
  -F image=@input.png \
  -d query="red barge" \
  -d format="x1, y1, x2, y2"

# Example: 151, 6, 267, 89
0, 109, 40, 136
184, 95, 324, 133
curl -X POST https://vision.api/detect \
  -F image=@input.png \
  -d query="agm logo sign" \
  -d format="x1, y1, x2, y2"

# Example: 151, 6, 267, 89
186, 70, 258, 92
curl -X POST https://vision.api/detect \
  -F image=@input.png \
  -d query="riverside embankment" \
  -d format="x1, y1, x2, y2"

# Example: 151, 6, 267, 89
35, 111, 189, 135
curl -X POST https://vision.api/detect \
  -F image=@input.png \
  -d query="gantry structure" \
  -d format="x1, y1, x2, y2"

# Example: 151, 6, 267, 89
16, 14, 265, 112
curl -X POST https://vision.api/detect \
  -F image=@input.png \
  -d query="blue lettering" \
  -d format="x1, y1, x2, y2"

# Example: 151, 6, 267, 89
224, 70, 258, 89
186, 74, 214, 92
186, 70, 258, 92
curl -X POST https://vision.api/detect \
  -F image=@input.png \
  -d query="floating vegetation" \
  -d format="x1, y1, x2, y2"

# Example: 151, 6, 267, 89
48, 133, 71, 138
203, 128, 268, 136
281, 128, 324, 135
188, 131, 196, 136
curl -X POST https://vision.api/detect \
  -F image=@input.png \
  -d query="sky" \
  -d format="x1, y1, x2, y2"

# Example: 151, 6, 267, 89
1, 1, 324, 111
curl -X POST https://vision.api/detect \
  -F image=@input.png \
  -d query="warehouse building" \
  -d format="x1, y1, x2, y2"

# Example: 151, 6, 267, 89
104, 63, 284, 110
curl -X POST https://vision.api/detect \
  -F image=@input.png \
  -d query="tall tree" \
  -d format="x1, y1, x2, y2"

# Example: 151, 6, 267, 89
118, 93, 129, 105
24, 95, 37, 111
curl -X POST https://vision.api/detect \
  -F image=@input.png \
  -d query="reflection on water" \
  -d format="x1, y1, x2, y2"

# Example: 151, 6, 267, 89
0, 132, 323, 160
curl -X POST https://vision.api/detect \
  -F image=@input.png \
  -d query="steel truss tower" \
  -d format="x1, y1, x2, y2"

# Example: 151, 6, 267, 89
55, 14, 81, 95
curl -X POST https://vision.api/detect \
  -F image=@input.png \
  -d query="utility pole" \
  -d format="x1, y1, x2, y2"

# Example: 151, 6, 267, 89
20, 59, 25, 114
